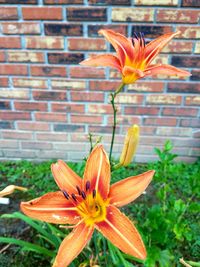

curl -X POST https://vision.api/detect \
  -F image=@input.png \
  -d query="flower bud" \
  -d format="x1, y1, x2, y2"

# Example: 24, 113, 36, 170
120, 124, 140, 166
0, 185, 27, 197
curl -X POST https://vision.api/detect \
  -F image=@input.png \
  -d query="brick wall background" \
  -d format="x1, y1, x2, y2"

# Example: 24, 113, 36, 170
0, 0, 199, 162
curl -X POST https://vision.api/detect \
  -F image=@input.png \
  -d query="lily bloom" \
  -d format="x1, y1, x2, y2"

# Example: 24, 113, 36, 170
80, 29, 191, 84
21, 145, 155, 267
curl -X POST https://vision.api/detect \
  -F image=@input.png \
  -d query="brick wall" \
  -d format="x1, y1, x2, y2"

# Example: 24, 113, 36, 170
0, 0, 199, 162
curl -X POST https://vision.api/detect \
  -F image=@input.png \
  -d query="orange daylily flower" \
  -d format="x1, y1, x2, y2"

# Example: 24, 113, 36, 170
21, 145, 155, 267
80, 29, 191, 84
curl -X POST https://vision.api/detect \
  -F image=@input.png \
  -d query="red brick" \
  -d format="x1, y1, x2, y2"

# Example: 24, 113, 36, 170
35, 112, 67, 122
146, 95, 182, 105
54, 124, 85, 132
0, 7, 18, 20
21, 141, 52, 150
131, 25, 173, 38
89, 80, 121, 91
51, 103, 84, 113
185, 96, 200, 106
157, 9, 200, 24
176, 26, 200, 39
0, 65, 28, 75
44, 0, 83, 3
17, 122, 50, 131
33, 90, 67, 101
2, 131, 33, 140
124, 106, 160, 115
0, 0, 37, 3
88, 24, 127, 37
14, 101, 48, 111
0, 111, 31, 120
69, 66, 105, 79
89, 0, 131, 4
48, 53, 84, 64
8, 51, 44, 63
0, 52, 6, 62
68, 38, 106, 51
162, 41, 193, 54
0, 37, 21, 49
182, 0, 200, 7
144, 117, 177, 126
89, 125, 120, 134
0, 100, 11, 109
22, 7, 62, 20
36, 132, 68, 141
115, 94, 144, 104
135, 0, 178, 5
0, 77, 9, 87
71, 92, 104, 102
128, 81, 164, 92
0, 140, 19, 148
191, 69, 200, 81
108, 115, 141, 125
180, 119, 200, 128
13, 78, 47, 89
67, 7, 107, 21
168, 82, 200, 94
0, 121, 13, 129
112, 8, 154, 22
26, 37, 64, 49
0, 89, 29, 99
3, 150, 36, 159
2, 22, 40, 34
31, 66, 66, 77
162, 108, 198, 117
71, 114, 102, 124
156, 127, 192, 137
88, 104, 120, 114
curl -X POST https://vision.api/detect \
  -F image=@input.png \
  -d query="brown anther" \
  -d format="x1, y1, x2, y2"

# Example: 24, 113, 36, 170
133, 32, 139, 40
62, 190, 69, 200
85, 181, 90, 191
132, 38, 135, 47
76, 186, 81, 195
93, 189, 96, 198
71, 193, 77, 202
81, 191, 86, 200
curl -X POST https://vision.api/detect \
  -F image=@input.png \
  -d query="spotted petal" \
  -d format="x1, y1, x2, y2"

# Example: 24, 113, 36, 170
51, 160, 82, 194
80, 54, 122, 72
21, 191, 79, 224
145, 64, 191, 77
53, 223, 94, 267
83, 145, 110, 199
109, 170, 155, 207
96, 205, 146, 260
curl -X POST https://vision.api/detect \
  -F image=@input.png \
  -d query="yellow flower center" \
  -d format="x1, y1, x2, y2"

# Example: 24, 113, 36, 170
76, 192, 109, 226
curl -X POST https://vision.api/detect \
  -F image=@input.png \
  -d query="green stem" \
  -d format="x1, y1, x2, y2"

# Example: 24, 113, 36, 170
109, 83, 125, 163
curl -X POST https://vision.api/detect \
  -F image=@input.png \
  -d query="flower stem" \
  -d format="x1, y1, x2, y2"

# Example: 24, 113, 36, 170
109, 83, 125, 163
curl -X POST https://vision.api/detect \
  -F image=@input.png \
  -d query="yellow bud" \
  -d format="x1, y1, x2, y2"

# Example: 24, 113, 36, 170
0, 185, 27, 197
119, 124, 140, 166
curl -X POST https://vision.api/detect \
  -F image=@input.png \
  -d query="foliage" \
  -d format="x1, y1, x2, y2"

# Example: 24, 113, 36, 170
0, 141, 199, 267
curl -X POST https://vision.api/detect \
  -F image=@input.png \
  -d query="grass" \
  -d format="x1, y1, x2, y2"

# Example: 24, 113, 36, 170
0, 142, 199, 267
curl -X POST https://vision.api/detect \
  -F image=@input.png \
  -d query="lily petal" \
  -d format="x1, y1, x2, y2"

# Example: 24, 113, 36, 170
99, 29, 134, 65
145, 64, 191, 77
96, 205, 146, 260
51, 160, 82, 193
145, 31, 180, 65
80, 54, 122, 72
53, 223, 94, 267
83, 145, 110, 199
109, 170, 155, 207
21, 191, 79, 224
122, 66, 145, 84
0, 185, 27, 197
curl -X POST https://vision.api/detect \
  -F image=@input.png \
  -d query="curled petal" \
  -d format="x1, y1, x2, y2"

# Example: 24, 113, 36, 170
83, 145, 110, 199
109, 170, 155, 207
145, 64, 191, 77
51, 160, 82, 194
21, 191, 80, 224
99, 29, 134, 65
80, 54, 122, 72
53, 223, 94, 267
96, 205, 146, 260
145, 31, 180, 65
0, 185, 27, 197
122, 66, 145, 84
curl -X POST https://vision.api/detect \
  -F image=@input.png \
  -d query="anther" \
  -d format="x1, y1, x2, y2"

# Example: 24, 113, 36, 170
62, 190, 69, 200
131, 38, 135, 47
133, 32, 139, 40
139, 32, 143, 46
85, 181, 90, 191
81, 191, 86, 200
76, 186, 81, 195
93, 189, 96, 198
71, 193, 77, 202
